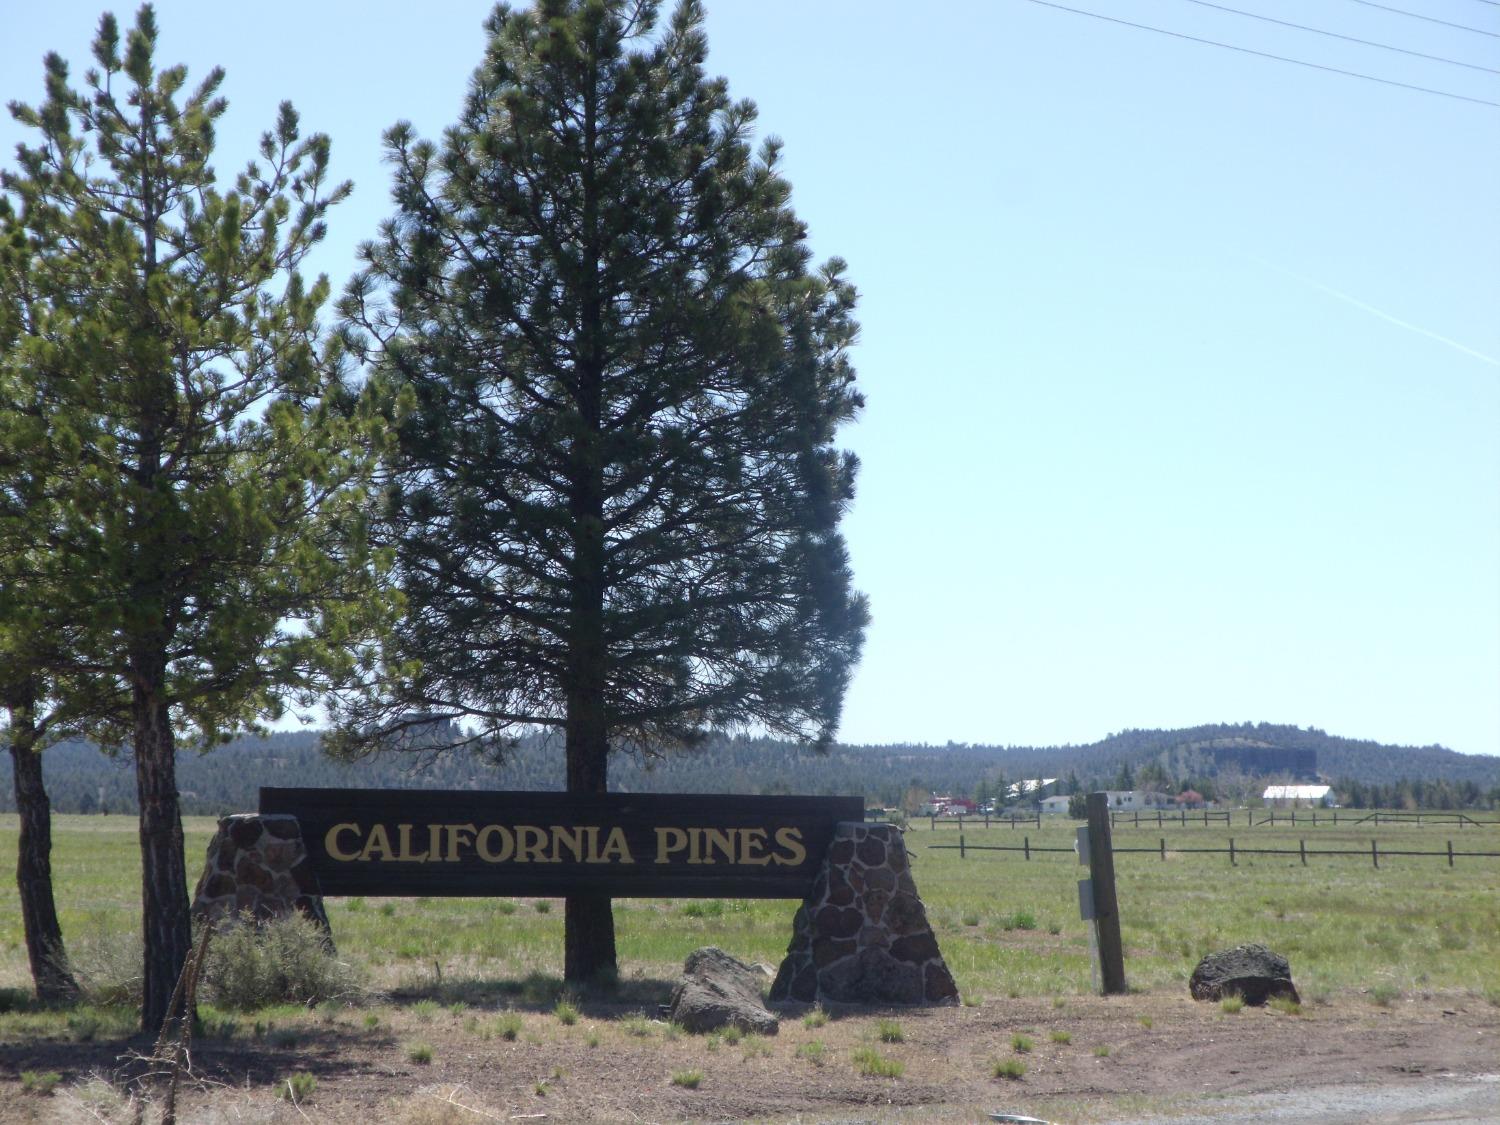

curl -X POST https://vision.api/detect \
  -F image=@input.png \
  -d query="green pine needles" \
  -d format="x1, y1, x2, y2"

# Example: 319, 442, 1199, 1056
334, 0, 867, 980
0, 4, 387, 1030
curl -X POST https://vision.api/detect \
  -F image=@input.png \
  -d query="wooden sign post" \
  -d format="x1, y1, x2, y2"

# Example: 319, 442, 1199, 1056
1080, 792, 1128, 995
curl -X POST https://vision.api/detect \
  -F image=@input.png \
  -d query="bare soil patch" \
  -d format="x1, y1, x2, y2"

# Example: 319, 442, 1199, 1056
3, 989, 1497, 1123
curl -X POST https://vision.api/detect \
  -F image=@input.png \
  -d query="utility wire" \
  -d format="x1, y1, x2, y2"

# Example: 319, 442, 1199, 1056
1343, 0, 1500, 37
1019, 0, 1500, 107
1180, 0, 1500, 74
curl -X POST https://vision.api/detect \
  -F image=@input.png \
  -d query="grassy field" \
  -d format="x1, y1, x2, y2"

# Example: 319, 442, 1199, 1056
1, 813, 1497, 1006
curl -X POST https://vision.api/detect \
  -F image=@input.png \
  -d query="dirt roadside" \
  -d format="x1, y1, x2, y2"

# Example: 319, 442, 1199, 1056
2, 990, 1497, 1123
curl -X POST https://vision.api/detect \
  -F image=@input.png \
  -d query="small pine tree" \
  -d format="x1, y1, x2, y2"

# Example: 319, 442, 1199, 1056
0, 6, 381, 1030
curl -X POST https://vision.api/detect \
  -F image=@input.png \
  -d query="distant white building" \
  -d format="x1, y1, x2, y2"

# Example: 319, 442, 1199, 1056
1101, 790, 1174, 811
1005, 778, 1058, 800
1039, 795, 1071, 815
1263, 784, 1334, 808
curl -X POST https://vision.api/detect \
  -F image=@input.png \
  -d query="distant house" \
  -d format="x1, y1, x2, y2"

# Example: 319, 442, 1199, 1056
1263, 784, 1334, 808
1039, 795, 1071, 815
1102, 790, 1174, 811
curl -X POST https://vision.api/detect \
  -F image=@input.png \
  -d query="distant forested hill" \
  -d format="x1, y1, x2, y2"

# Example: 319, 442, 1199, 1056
9, 722, 1497, 816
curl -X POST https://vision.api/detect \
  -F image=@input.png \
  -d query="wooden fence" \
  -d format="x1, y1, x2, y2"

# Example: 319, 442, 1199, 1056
920, 810, 1500, 832
928, 835, 1500, 868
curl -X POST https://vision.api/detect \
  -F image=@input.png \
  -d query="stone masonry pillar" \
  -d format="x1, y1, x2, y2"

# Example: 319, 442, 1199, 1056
191, 813, 331, 942
770, 821, 957, 1006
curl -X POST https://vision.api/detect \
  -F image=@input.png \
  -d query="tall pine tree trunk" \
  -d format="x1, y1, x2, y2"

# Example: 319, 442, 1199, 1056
563, 707, 615, 982
133, 669, 191, 1033
8, 692, 81, 1003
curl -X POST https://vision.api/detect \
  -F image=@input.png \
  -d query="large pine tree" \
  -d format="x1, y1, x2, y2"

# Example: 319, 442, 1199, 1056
0, 6, 381, 1030
337, 0, 867, 980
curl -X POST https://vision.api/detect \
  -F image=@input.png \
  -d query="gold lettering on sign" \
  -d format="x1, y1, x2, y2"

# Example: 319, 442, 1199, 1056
397, 824, 431, 862
359, 824, 394, 862
551, 826, 586, 863
515, 825, 549, 863
444, 823, 477, 862
599, 826, 633, 863
738, 827, 772, 866
654, 827, 688, 864
325, 823, 361, 861
774, 827, 807, 866
704, 828, 736, 865
476, 825, 514, 862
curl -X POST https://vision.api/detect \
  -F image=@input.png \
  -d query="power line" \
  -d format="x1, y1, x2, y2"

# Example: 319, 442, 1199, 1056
1179, 0, 1500, 74
1018, 0, 1500, 108
1343, 0, 1500, 37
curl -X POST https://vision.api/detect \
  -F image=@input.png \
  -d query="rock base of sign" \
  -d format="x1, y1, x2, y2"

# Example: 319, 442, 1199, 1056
1189, 943, 1299, 1005
191, 813, 332, 940
770, 822, 958, 1006
668, 947, 779, 1035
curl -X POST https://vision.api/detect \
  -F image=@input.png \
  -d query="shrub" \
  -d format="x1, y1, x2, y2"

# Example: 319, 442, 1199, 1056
407, 1042, 434, 1064
671, 1070, 703, 1089
278, 1072, 317, 1103
1220, 995, 1244, 1014
797, 1041, 826, 1066
1049, 1030, 1071, 1044
496, 1012, 523, 1040
1011, 1033, 1033, 1053
877, 1019, 904, 1043
802, 1007, 829, 1029
21, 1070, 62, 1095
851, 1047, 903, 1078
994, 1058, 1026, 1080
553, 1000, 579, 1026
1269, 996, 1302, 1016
199, 914, 361, 1011
412, 999, 440, 1023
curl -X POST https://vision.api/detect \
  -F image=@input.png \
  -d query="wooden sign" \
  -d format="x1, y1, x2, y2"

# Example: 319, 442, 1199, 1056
259, 787, 863, 899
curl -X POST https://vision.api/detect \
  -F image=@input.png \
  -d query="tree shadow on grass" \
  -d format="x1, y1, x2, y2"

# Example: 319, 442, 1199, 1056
385, 969, 678, 1014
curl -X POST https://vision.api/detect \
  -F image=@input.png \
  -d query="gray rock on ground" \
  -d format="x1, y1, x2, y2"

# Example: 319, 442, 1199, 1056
1190, 943, 1300, 1005
668, 946, 779, 1035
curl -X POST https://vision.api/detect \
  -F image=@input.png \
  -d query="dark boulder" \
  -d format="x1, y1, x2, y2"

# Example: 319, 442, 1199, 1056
1189, 943, 1299, 1005
668, 947, 779, 1035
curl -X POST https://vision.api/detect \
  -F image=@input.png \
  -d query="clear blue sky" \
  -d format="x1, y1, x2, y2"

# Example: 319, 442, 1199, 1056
4, 1, 1496, 755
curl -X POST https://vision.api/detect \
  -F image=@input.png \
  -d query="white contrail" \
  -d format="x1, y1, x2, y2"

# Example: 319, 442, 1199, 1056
1250, 256, 1499, 368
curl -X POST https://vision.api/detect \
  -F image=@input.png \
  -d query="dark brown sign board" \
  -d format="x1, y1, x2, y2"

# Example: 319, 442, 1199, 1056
259, 787, 863, 899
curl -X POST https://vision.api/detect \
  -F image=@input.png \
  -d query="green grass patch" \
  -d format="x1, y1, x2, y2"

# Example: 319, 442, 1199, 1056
851, 1046, 903, 1078
1011, 1033, 1033, 1052
406, 1042, 434, 1064
876, 1018, 904, 1043
670, 1070, 703, 1089
994, 1057, 1026, 1080
20, 1070, 63, 1096
796, 1040, 826, 1066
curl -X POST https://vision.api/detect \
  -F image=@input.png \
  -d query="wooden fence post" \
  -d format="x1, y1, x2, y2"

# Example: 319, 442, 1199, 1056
959, 834, 966, 859
1084, 793, 1127, 995
1229, 837, 1236, 866
1371, 839, 1378, 869
1299, 839, 1306, 865
1159, 837, 1166, 861
1448, 839, 1454, 867
1024, 835, 1030, 861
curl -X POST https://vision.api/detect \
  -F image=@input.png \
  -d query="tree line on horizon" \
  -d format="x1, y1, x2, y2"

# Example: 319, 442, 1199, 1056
1, 0, 866, 1027
14, 723, 1497, 819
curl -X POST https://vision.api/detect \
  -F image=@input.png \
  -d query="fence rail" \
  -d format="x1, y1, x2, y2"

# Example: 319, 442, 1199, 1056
918, 809, 1500, 831
928, 834, 1500, 867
